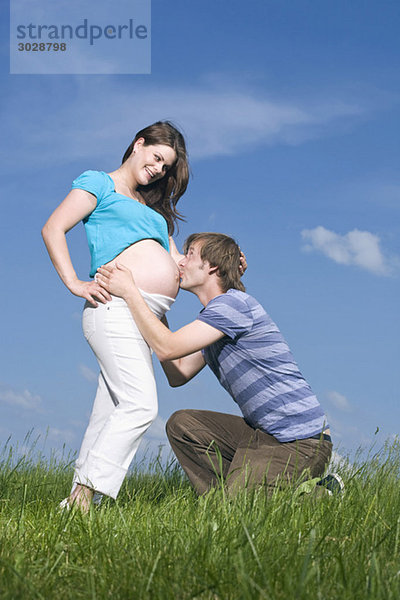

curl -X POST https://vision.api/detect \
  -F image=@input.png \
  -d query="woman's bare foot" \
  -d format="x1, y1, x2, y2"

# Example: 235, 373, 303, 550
68, 484, 94, 513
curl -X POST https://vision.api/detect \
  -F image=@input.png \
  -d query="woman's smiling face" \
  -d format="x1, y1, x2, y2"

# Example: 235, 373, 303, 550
131, 138, 177, 186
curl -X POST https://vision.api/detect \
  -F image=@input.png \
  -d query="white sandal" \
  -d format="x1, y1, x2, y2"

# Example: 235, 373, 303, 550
59, 497, 71, 511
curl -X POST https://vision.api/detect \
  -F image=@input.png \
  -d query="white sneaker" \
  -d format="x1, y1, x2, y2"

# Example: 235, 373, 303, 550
316, 473, 345, 496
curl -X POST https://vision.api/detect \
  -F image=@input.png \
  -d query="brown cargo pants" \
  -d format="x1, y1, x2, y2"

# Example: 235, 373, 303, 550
166, 409, 332, 496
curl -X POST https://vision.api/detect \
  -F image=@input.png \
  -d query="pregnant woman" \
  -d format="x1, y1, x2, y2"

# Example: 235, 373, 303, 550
42, 121, 189, 511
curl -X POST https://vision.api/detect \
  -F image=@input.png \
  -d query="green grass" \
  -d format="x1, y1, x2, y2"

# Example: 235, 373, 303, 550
1, 437, 400, 599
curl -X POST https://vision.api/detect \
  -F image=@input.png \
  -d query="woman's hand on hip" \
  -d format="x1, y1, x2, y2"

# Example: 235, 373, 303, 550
96, 263, 136, 299
68, 279, 112, 307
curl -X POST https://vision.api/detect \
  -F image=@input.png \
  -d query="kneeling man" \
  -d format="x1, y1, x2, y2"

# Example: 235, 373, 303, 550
97, 233, 332, 495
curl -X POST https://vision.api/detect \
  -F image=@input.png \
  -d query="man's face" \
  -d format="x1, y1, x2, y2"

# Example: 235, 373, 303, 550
178, 242, 208, 292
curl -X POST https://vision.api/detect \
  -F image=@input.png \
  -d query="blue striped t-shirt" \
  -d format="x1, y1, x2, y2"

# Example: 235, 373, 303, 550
198, 289, 328, 442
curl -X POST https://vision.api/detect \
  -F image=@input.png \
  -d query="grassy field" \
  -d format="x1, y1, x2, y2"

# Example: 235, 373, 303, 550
0, 437, 399, 600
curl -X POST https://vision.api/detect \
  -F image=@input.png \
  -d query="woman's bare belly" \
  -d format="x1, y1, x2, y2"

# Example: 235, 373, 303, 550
104, 239, 180, 299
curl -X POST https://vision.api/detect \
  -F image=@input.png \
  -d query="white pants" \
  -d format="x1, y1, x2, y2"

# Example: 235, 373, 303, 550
73, 290, 174, 499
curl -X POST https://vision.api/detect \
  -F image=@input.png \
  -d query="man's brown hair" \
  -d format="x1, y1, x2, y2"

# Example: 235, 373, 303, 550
183, 233, 245, 293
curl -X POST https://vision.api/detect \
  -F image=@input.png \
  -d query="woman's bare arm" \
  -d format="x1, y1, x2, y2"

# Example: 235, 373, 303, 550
41, 189, 111, 306
169, 236, 184, 266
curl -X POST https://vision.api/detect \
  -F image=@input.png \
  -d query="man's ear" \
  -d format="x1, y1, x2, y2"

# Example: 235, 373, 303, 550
207, 264, 219, 276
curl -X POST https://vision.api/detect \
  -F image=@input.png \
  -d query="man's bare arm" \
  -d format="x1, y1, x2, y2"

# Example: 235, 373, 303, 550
96, 264, 225, 361
160, 351, 206, 387
158, 316, 206, 386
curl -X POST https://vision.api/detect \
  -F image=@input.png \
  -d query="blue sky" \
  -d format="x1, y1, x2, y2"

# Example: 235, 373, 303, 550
1, 0, 399, 464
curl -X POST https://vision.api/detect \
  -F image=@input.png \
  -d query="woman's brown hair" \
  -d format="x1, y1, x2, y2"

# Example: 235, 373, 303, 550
122, 121, 189, 235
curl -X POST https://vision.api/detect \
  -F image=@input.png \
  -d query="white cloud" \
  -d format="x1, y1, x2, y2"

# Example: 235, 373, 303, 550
79, 363, 98, 382
328, 450, 351, 471
326, 390, 352, 412
325, 412, 372, 450
144, 415, 168, 442
0, 384, 42, 411
137, 415, 173, 465
1, 80, 367, 171
301, 226, 396, 276
46, 427, 76, 445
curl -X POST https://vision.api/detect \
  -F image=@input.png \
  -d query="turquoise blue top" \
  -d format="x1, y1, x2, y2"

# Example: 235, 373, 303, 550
71, 170, 170, 277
